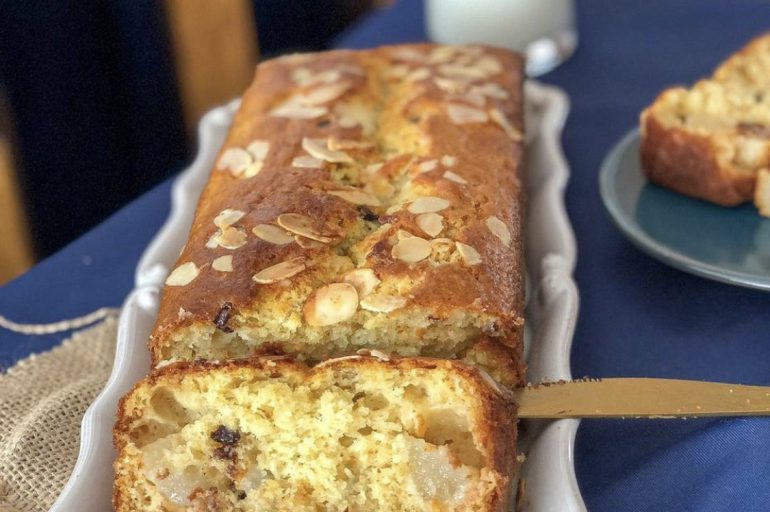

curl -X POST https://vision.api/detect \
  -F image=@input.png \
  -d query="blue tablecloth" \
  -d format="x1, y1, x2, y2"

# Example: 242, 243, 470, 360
2, 1, 770, 510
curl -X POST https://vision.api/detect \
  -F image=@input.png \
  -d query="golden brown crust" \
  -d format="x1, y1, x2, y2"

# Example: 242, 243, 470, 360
640, 112, 753, 205
146, 44, 526, 384
113, 356, 518, 511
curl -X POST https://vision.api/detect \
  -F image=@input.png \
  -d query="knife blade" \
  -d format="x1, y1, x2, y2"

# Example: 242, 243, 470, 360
514, 378, 770, 419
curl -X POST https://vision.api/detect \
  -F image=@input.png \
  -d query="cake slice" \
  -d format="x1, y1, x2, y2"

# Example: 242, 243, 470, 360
113, 356, 518, 512
640, 34, 770, 216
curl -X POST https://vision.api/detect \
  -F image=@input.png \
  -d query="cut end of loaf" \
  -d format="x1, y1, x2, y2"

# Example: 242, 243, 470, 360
113, 357, 517, 512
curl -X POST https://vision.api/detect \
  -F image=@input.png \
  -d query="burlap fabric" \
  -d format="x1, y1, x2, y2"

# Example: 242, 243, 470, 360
0, 317, 118, 512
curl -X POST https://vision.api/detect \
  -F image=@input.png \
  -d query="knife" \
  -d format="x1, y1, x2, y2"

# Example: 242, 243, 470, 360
513, 378, 770, 419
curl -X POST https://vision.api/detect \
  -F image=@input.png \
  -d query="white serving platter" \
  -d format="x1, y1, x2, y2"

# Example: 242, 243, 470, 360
51, 80, 582, 512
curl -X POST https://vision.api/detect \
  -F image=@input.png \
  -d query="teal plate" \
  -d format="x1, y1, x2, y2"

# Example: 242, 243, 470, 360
600, 129, 770, 291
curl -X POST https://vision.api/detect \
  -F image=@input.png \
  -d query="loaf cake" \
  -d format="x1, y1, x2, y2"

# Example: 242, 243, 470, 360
150, 44, 526, 386
641, 34, 770, 216
113, 356, 518, 511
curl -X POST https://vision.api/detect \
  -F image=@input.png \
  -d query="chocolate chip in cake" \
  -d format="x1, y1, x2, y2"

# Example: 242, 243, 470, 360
316, 119, 331, 128
358, 206, 379, 222
211, 425, 241, 445
214, 302, 235, 332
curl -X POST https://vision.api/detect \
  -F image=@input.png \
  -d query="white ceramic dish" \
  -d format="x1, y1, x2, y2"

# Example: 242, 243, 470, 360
51, 81, 582, 512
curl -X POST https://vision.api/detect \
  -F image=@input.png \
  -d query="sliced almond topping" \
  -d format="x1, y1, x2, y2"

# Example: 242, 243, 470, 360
166, 262, 199, 286
205, 234, 219, 249
277, 213, 334, 243
299, 81, 351, 106
408, 196, 450, 214
291, 67, 314, 85
450, 91, 486, 108
434, 77, 467, 94
415, 213, 444, 237
392, 236, 432, 263
417, 159, 438, 174
397, 229, 414, 240
343, 268, 381, 298
292, 155, 325, 169
294, 235, 325, 249
335, 64, 365, 76
388, 64, 411, 79
316, 69, 344, 84
485, 216, 511, 247
428, 46, 459, 64
364, 162, 384, 176
217, 148, 252, 173
360, 294, 406, 313
431, 237, 455, 251
253, 224, 294, 245
441, 155, 457, 167
390, 47, 426, 62
212, 255, 233, 272
304, 283, 359, 326
253, 257, 306, 284
385, 204, 403, 215
438, 63, 489, 79
476, 55, 503, 75
338, 115, 360, 128
447, 104, 489, 124
214, 209, 245, 229
246, 140, 270, 161
471, 83, 509, 99
456, 242, 482, 265
443, 170, 467, 184
240, 161, 263, 178
489, 108, 523, 141
327, 138, 374, 150
406, 67, 431, 82
302, 137, 354, 164
270, 103, 328, 119
217, 227, 248, 250
328, 189, 381, 206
